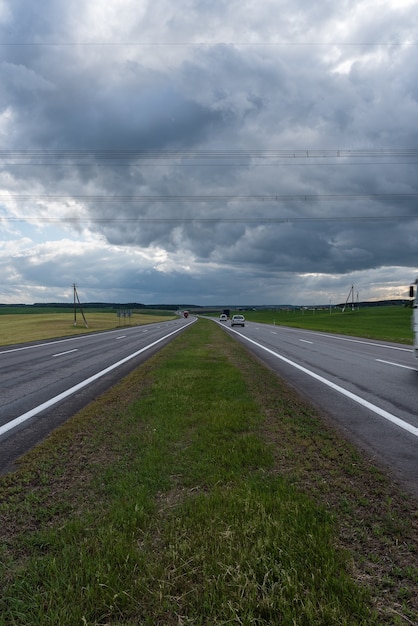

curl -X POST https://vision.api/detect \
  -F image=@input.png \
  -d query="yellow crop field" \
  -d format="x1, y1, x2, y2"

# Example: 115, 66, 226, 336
0, 312, 176, 346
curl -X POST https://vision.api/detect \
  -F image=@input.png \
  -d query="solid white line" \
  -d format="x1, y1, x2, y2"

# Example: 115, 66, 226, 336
296, 329, 412, 353
0, 320, 195, 438
230, 329, 418, 438
0, 334, 89, 354
0, 321, 175, 354
52, 349, 78, 357
376, 359, 417, 371
0, 328, 136, 354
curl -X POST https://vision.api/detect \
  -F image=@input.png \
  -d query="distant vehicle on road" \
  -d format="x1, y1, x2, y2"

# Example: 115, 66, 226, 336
219, 314, 228, 321
231, 314, 245, 327
183, 310, 189, 318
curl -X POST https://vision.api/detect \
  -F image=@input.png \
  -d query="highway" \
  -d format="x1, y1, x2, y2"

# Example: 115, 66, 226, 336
217, 319, 418, 498
1, 315, 417, 498
0, 317, 194, 473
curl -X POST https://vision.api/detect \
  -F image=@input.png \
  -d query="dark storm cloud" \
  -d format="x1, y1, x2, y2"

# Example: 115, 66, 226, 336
0, 0, 417, 304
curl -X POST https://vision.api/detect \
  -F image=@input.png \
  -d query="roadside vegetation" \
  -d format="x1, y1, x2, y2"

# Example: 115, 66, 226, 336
0, 319, 417, 625
0, 309, 177, 346
232, 305, 413, 345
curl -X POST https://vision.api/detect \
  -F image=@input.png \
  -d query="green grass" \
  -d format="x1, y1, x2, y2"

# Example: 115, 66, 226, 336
233, 305, 413, 344
1, 304, 413, 347
1, 320, 417, 624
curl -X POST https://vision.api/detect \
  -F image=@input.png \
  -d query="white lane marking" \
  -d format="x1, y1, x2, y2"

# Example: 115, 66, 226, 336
267, 323, 412, 353
299, 339, 313, 344
230, 329, 418, 438
271, 331, 278, 335
0, 321, 179, 354
0, 320, 195, 438
293, 329, 412, 353
116, 336, 126, 340
376, 359, 418, 372
0, 335, 89, 354
52, 349, 78, 357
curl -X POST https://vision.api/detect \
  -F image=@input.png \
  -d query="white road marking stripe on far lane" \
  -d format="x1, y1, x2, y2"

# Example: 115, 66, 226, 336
53, 349, 78, 357
0, 321, 194, 438
376, 359, 418, 372
230, 329, 418, 438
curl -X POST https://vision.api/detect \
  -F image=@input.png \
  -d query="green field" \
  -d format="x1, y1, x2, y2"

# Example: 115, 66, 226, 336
0, 304, 413, 347
230, 305, 413, 344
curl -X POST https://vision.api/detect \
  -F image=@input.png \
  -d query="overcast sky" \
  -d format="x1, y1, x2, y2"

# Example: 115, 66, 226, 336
1, 0, 417, 306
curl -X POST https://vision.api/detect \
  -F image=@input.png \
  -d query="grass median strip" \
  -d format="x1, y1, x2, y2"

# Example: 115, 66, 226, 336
0, 319, 417, 625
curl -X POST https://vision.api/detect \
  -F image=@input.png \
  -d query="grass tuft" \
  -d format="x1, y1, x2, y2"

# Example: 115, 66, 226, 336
0, 319, 417, 624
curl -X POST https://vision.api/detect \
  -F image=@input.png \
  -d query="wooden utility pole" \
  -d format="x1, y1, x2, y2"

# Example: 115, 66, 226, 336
342, 285, 356, 313
73, 284, 89, 328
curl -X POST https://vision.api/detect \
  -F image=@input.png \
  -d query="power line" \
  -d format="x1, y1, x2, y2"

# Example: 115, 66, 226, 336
2, 216, 417, 223
1, 161, 418, 167
1, 193, 418, 202
0, 41, 416, 47
0, 149, 417, 160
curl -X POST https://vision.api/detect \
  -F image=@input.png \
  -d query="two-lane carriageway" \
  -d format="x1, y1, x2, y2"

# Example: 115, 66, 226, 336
216, 319, 418, 498
0, 317, 195, 472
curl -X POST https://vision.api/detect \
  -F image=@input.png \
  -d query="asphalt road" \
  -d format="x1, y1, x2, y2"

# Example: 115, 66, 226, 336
2, 315, 417, 498
217, 319, 418, 499
0, 317, 194, 473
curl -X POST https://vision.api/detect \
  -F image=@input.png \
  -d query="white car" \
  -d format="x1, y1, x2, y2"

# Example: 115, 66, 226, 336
219, 314, 228, 321
231, 314, 245, 327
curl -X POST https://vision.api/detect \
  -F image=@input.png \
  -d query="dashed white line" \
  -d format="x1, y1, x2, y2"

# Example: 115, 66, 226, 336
53, 349, 78, 357
299, 339, 313, 344
0, 321, 195, 438
0, 326, 144, 354
376, 359, 417, 371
